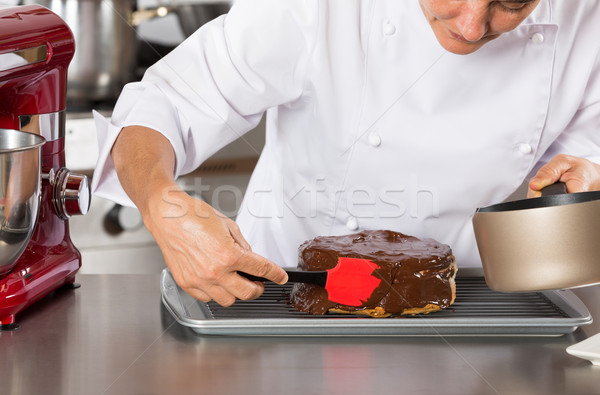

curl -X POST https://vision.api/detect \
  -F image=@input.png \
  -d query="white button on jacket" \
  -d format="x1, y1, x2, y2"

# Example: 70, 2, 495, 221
368, 133, 382, 147
532, 33, 545, 44
383, 22, 396, 36
346, 217, 359, 231
93, 0, 600, 268
517, 143, 533, 155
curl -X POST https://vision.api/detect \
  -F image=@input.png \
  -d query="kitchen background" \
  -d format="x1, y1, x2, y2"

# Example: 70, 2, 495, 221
1, 0, 264, 274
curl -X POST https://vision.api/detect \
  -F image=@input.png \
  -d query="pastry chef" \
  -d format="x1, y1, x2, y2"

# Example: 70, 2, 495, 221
92, 0, 600, 306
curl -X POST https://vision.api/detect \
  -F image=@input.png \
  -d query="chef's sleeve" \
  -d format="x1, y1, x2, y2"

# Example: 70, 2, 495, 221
531, 51, 600, 176
92, 0, 319, 206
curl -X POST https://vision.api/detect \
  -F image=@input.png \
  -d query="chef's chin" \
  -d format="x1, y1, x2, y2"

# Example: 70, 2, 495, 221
436, 33, 499, 55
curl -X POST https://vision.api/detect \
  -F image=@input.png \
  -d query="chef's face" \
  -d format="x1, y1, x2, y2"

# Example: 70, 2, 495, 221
419, 0, 541, 54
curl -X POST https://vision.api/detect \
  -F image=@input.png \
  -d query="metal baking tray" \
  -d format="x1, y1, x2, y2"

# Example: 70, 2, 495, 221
160, 268, 592, 336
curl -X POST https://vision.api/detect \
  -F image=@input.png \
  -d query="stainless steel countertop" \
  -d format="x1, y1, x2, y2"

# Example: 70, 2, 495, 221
1, 274, 599, 395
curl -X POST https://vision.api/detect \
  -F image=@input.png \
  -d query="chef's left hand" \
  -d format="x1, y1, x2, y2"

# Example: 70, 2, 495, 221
528, 154, 600, 197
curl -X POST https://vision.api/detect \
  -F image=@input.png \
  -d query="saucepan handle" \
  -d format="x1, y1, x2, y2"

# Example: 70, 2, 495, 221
541, 182, 567, 197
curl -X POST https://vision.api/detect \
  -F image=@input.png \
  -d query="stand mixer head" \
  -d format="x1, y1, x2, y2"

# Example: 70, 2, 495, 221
0, 5, 90, 328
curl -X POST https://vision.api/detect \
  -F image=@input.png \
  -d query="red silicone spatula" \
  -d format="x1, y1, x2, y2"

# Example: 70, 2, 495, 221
239, 257, 382, 306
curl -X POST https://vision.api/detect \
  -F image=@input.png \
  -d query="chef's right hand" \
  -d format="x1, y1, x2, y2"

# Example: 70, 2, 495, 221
143, 185, 289, 306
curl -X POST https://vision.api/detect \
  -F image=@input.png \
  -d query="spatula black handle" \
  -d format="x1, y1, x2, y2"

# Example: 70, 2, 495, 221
239, 270, 327, 288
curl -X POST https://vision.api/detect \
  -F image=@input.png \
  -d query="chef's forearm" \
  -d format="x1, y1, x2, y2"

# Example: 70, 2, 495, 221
111, 125, 179, 216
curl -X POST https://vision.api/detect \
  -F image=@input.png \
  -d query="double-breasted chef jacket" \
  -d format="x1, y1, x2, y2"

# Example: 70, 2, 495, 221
93, 0, 600, 268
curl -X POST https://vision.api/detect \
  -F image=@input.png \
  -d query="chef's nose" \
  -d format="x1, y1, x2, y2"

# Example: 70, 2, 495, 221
455, 2, 489, 42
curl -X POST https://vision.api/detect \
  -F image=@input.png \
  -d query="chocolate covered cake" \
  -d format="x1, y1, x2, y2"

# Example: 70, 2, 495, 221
289, 230, 457, 317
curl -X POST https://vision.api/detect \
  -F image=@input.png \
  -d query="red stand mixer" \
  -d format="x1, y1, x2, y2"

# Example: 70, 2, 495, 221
0, 5, 89, 329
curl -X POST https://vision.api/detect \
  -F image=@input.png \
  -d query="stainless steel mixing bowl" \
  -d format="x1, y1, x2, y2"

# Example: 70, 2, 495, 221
0, 129, 45, 277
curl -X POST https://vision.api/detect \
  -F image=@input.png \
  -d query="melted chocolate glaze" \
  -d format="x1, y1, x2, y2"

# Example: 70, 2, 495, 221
289, 230, 456, 315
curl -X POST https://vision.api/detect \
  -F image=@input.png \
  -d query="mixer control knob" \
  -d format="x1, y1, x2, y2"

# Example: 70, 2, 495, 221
52, 168, 91, 220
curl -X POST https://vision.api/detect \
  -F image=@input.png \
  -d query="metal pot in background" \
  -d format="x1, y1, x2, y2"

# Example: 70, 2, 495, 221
473, 182, 600, 292
135, 1, 231, 75
0, 129, 45, 277
23, 0, 137, 102
23, 0, 231, 103
172, 2, 230, 37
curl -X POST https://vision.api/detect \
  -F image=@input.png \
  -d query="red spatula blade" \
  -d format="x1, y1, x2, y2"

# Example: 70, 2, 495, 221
324, 257, 381, 306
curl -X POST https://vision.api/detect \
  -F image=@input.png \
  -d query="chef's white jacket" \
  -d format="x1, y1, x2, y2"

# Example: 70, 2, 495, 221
92, 0, 600, 268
